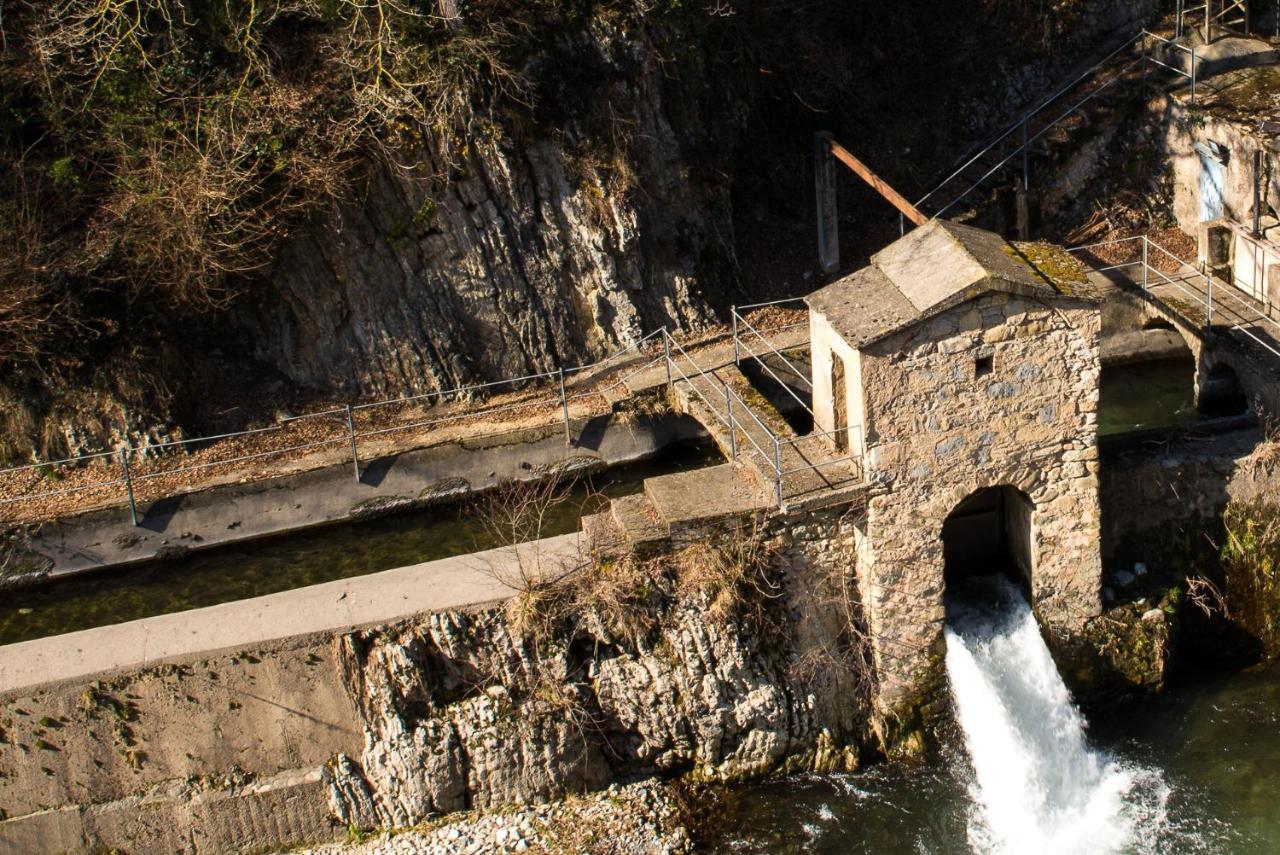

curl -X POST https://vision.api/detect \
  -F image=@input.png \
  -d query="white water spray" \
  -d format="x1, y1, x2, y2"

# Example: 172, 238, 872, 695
945, 578, 1170, 855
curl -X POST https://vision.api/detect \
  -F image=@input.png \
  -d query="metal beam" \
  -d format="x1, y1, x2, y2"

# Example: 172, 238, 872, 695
826, 140, 929, 226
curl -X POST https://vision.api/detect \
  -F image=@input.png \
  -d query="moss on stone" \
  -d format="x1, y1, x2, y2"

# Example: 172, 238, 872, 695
1007, 241, 1090, 294
1222, 500, 1280, 656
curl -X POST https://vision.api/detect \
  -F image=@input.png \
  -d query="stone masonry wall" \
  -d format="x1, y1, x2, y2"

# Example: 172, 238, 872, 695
853, 291, 1103, 714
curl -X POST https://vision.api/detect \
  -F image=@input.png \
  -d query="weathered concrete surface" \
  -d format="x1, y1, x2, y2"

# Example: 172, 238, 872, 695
0, 534, 582, 853
22, 412, 700, 581
0, 535, 582, 696
0, 510, 874, 854
1164, 77, 1280, 242
1100, 427, 1271, 568
1100, 327, 1193, 366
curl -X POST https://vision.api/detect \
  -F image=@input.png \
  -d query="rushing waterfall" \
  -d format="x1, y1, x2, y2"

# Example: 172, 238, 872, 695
944, 577, 1170, 855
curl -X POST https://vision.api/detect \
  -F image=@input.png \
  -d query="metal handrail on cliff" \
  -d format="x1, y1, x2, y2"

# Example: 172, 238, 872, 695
660, 328, 786, 506
910, 29, 1199, 225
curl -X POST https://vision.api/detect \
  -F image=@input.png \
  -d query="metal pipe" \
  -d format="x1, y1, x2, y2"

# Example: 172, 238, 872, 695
558, 367, 571, 446
1142, 237, 1149, 290
1255, 149, 1264, 237
731, 307, 740, 364
1191, 44, 1197, 103
121, 448, 138, 527
1021, 119, 1030, 191
1206, 269, 1215, 327
345, 404, 360, 483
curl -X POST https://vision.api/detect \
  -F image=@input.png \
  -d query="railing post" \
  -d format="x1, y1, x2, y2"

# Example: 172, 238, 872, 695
1021, 118, 1030, 191
899, 212, 905, 236
723, 381, 738, 460
662, 328, 673, 390
558, 367, 571, 446
773, 437, 783, 508
1142, 236, 1149, 291
120, 448, 138, 527
1141, 37, 1149, 98
731, 307, 740, 365
1206, 269, 1215, 328
345, 404, 360, 483
1176, 0, 1184, 39
1190, 44, 1197, 104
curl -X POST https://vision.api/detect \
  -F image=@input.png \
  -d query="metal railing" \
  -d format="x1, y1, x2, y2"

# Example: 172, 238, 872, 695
1069, 233, 1280, 359
660, 327, 863, 510
730, 297, 814, 418
913, 29, 1200, 226
0, 328, 678, 525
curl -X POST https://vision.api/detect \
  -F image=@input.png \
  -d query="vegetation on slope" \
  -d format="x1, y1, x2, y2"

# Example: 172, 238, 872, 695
1, 0, 1130, 462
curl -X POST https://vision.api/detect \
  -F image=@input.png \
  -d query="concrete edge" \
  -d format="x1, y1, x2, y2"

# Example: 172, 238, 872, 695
0, 533, 584, 698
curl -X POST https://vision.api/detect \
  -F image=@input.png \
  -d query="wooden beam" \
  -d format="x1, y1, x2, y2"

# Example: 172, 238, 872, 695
826, 140, 928, 227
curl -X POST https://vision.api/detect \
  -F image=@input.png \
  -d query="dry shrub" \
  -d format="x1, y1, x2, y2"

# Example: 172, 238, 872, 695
1, 0, 529, 345
673, 519, 780, 624
1222, 501, 1280, 655
1186, 574, 1229, 619
784, 512, 877, 705
471, 476, 783, 648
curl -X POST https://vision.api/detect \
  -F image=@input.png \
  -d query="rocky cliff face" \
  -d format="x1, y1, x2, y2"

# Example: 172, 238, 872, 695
325, 513, 869, 827
248, 27, 734, 398
1, 0, 1163, 461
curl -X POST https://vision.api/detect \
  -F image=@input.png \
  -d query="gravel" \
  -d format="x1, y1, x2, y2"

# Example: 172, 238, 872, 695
293, 780, 693, 855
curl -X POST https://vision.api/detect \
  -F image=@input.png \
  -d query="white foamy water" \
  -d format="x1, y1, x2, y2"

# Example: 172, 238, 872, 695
945, 579, 1171, 855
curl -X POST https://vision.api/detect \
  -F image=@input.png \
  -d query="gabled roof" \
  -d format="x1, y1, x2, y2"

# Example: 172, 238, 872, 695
804, 220, 1097, 348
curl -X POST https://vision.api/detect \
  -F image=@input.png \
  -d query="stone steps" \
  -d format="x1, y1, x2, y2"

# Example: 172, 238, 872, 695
643, 463, 769, 535
669, 365, 864, 512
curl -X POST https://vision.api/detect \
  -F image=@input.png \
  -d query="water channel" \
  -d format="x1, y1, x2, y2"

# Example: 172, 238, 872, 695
0, 442, 720, 646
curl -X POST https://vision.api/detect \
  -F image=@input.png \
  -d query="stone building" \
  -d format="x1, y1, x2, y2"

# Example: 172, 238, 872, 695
805, 220, 1105, 713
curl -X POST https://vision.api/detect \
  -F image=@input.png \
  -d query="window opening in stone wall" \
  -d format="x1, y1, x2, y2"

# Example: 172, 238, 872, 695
975, 354, 994, 379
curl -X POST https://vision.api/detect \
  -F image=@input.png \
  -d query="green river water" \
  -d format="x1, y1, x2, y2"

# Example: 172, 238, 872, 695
0, 443, 719, 645
710, 653, 1280, 854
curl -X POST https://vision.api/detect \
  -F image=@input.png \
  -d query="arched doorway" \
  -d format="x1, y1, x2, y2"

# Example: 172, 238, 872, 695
942, 485, 1034, 598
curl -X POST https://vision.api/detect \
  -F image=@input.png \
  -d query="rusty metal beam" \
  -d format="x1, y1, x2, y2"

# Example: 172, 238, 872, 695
826, 140, 928, 227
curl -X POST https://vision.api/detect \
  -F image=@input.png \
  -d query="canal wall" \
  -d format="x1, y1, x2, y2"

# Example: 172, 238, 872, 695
1099, 427, 1279, 573
15, 409, 706, 584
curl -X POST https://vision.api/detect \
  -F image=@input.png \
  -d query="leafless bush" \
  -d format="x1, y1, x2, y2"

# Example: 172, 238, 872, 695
0, 207, 80, 368
786, 514, 877, 705
1186, 574, 1229, 618
0, 525, 41, 583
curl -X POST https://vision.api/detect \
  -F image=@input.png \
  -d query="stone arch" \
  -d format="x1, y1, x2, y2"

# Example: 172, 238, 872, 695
941, 485, 1035, 601
1199, 358, 1249, 416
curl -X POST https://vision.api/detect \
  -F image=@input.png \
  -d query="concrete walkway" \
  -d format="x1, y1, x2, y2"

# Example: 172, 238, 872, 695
0, 533, 582, 696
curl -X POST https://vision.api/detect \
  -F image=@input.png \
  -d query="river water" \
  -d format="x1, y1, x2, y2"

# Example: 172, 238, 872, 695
712, 579, 1277, 854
